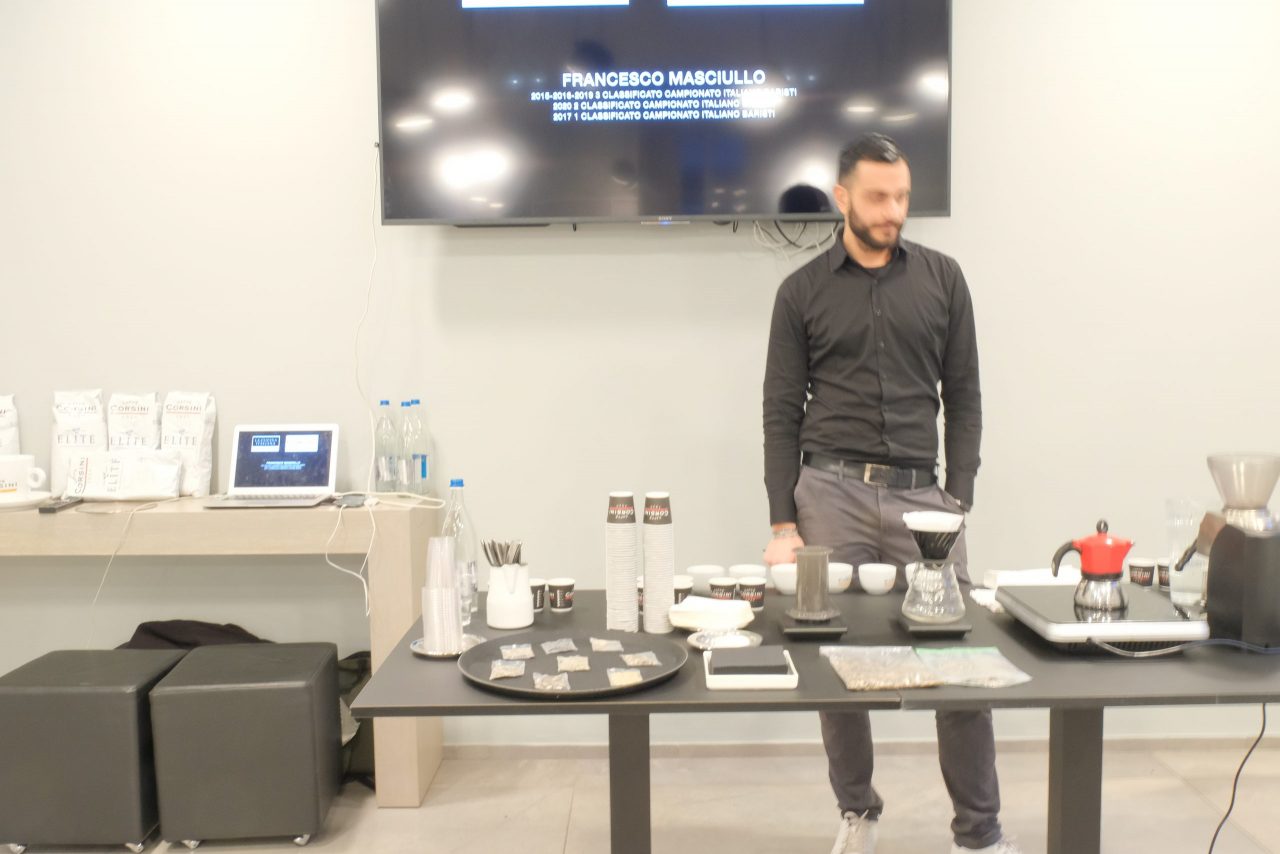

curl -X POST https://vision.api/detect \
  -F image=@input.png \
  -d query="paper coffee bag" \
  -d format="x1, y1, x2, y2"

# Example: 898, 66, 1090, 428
108, 392, 161, 451
51, 389, 107, 495
161, 392, 216, 497
63, 449, 182, 501
0, 394, 18, 455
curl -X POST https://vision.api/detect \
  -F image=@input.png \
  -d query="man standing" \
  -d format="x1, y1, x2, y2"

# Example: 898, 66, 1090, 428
762, 133, 1020, 854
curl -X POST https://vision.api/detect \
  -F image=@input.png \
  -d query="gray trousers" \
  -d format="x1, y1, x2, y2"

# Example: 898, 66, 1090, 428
796, 465, 1003, 850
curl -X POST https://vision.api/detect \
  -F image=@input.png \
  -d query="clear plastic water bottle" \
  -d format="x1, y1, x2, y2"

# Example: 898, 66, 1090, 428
410, 399, 434, 497
373, 400, 400, 492
442, 478, 479, 619
397, 401, 417, 493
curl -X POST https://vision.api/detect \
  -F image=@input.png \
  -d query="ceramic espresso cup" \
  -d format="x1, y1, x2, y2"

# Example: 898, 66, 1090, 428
0, 454, 46, 497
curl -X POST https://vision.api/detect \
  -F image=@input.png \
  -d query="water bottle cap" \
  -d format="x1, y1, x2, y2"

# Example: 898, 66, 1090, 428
401, 401, 410, 407
379, 399, 390, 406
412, 399, 421, 405
450, 478, 464, 488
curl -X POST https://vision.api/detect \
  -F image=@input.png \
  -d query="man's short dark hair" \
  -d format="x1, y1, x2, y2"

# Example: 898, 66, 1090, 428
838, 133, 908, 181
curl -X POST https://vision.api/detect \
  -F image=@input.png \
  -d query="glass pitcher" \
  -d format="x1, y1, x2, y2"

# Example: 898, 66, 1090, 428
901, 559, 966, 623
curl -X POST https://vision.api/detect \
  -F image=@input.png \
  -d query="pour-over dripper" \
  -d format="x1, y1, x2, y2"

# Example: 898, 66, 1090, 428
1207, 454, 1280, 532
903, 512, 965, 560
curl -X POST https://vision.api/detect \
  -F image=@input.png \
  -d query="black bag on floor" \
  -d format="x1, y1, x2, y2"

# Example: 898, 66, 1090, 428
118, 619, 270, 649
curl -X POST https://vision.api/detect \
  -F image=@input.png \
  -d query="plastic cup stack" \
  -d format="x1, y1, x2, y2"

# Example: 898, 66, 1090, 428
642, 492, 675, 634
605, 491, 641, 631
422, 535, 463, 656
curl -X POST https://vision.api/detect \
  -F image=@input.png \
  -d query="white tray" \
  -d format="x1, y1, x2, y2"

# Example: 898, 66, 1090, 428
702, 649, 798, 690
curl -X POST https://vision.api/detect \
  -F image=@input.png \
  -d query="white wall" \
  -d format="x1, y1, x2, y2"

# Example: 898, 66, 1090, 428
2, 0, 1278, 745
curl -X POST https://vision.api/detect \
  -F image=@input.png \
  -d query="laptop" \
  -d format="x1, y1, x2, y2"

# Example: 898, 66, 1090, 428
203, 424, 339, 509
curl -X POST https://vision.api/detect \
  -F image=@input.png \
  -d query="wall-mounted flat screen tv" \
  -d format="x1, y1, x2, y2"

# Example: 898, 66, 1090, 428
376, 0, 950, 224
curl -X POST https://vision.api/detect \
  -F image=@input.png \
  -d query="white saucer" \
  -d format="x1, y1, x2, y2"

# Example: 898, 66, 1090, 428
687, 629, 763, 651
410, 634, 486, 659
0, 491, 50, 512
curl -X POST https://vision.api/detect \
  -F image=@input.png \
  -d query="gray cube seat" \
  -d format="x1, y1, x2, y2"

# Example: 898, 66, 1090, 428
149, 643, 340, 848
0, 649, 186, 852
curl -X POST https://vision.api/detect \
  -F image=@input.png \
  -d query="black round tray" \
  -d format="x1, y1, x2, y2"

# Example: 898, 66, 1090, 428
457, 629, 688, 700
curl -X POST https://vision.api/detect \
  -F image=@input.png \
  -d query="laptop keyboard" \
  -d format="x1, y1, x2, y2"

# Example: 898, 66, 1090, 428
224, 493, 326, 501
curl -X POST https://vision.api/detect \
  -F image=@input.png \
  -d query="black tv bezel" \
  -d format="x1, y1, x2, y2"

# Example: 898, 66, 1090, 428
373, 0, 952, 227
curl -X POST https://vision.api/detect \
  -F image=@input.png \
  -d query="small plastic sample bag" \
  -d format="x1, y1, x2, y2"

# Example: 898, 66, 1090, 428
914, 647, 1032, 688
820, 646, 942, 691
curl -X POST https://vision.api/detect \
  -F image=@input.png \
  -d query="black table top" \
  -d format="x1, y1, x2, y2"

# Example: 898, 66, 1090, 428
352, 589, 1280, 718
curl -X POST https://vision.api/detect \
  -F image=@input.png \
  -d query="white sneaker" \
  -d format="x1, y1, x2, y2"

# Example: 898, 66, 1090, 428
831, 811, 878, 854
951, 838, 1023, 854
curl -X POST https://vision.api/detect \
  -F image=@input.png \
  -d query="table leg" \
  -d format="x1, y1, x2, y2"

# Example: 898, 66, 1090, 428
609, 713, 651, 854
368, 507, 441, 806
1047, 707, 1103, 854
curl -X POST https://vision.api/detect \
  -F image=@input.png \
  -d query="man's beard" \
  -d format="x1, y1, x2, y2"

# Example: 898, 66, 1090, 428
846, 208, 902, 252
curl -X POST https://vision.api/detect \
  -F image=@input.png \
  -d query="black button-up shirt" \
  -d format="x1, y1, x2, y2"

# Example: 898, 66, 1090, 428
763, 232, 982, 524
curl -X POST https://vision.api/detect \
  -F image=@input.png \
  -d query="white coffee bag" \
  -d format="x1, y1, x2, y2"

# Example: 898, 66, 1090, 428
51, 389, 107, 495
108, 392, 161, 451
161, 392, 216, 497
63, 449, 182, 501
0, 394, 18, 455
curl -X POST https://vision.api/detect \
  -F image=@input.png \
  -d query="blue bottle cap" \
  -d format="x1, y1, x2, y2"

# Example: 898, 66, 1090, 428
401, 401, 410, 407
379, 399, 390, 406
450, 478, 464, 488
412, 399, 421, 405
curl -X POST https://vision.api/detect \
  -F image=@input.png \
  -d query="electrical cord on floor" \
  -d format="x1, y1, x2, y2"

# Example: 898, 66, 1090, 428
1208, 703, 1267, 853
1089, 638, 1280, 658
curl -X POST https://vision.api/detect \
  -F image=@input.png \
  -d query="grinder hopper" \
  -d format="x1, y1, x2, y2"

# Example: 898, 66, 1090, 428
1208, 454, 1280, 532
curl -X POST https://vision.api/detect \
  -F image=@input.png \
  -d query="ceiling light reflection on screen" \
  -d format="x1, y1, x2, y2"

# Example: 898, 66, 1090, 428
918, 70, 949, 99
845, 102, 877, 115
394, 115, 434, 132
882, 112, 917, 123
741, 89, 784, 110
438, 147, 514, 192
432, 88, 476, 113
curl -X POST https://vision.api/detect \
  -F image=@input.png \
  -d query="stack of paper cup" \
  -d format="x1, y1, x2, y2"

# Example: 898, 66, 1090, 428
422, 536, 463, 656
642, 492, 675, 634
605, 491, 641, 631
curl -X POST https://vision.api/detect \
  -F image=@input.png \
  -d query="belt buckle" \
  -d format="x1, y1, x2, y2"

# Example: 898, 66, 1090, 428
863, 463, 893, 487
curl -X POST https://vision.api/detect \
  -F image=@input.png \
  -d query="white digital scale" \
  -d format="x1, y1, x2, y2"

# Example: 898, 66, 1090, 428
996, 585, 1209, 649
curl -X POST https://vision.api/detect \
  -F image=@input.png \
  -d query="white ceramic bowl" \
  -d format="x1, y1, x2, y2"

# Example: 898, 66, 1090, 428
828, 562, 854, 593
729, 563, 767, 579
857, 562, 897, 595
770, 563, 797, 595
686, 565, 725, 596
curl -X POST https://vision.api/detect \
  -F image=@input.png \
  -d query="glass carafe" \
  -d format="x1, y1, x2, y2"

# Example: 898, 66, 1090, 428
901, 513, 967, 624
901, 560, 966, 623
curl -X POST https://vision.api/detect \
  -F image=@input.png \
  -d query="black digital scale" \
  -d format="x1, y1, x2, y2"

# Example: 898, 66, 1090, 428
996, 585, 1209, 650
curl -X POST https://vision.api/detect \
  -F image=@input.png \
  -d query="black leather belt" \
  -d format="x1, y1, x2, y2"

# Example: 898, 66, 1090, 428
802, 452, 936, 488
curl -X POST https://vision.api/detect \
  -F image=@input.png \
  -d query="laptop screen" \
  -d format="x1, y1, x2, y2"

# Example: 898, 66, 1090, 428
233, 428, 334, 490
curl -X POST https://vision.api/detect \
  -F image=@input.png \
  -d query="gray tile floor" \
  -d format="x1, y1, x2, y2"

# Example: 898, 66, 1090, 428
22, 742, 1280, 854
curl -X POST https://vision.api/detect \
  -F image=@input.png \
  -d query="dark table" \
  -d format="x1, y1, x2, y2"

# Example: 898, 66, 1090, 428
353, 590, 1280, 854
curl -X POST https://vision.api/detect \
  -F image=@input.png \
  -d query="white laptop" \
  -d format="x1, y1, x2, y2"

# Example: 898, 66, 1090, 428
203, 424, 339, 509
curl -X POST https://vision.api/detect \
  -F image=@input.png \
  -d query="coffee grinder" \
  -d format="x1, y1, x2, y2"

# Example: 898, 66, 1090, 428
1201, 454, 1280, 646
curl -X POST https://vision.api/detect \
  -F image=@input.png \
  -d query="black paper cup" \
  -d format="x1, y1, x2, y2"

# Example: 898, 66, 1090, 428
709, 576, 738, 601
1128, 559, 1155, 587
548, 577, 575, 612
530, 577, 547, 612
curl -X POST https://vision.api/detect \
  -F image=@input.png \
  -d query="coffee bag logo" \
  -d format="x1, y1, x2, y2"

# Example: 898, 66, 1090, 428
0, 478, 18, 493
